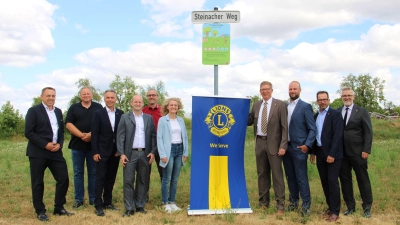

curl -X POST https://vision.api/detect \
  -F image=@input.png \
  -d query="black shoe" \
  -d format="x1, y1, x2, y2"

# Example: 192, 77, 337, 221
122, 210, 134, 217
103, 204, 119, 211
72, 202, 84, 209
362, 208, 371, 218
89, 201, 94, 205
301, 208, 310, 217
136, 207, 147, 214
37, 213, 49, 221
344, 208, 355, 216
95, 208, 105, 216
286, 204, 298, 212
53, 209, 74, 216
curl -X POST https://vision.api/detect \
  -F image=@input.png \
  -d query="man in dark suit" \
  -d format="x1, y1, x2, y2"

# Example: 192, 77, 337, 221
248, 81, 288, 216
117, 95, 157, 217
91, 90, 124, 216
283, 81, 316, 216
25, 87, 74, 221
310, 91, 343, 222
338, 87, 373, 218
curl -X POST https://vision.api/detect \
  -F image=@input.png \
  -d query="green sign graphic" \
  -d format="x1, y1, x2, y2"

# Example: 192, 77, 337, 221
202, 23, 230, 65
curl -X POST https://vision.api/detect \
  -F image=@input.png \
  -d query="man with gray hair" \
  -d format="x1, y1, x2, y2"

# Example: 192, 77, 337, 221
66, 87, 103, 208
91, 90, 124, 216
338, 87, 373, 218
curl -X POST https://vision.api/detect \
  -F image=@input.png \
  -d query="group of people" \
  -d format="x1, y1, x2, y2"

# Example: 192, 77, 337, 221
25, 87, 188, 221
248, 81, 373, 222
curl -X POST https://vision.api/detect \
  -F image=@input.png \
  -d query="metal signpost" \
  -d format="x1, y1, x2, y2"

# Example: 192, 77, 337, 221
192, 8, 240, 95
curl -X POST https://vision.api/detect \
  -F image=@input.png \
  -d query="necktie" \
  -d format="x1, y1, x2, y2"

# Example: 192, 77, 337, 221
343, 107, 349, 126
261, 102, 268, 134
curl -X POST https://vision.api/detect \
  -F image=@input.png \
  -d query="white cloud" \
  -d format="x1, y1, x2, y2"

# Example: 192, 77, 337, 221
75, 24, 89, 34
0, 0, 57, 67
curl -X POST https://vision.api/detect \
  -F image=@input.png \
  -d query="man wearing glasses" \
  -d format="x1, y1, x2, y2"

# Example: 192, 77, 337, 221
142, 89, 163, 202
338, 87, 373, 218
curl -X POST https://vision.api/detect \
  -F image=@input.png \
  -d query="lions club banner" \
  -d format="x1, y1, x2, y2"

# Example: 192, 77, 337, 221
188, 96, 252, 215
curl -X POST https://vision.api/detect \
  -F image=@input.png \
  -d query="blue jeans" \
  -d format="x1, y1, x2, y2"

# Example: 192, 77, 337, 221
282, 144, 311, 209
161, 143, 183, 204
72, 149, 96, 203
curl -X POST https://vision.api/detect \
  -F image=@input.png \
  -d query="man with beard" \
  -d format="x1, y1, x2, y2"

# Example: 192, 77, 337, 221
283, 81, 316, 217
338, 87, 373, 218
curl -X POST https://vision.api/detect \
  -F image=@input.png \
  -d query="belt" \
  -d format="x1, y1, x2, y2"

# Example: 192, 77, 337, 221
257, 135, 267, 140
171, 143, 183, 146
132, 148, 145, 151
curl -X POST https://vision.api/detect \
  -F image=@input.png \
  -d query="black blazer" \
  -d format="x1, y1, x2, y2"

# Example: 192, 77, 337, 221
25, 103, 64, 159
338, 105, 373, 157
311, 107, 344, 159
91, 107, 124, 157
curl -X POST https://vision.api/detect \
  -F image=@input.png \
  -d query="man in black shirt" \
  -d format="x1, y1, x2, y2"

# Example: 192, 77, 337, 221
66, 87, 103, 208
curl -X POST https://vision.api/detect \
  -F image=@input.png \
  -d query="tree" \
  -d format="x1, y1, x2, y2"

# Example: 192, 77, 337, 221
384, 101, 397, 115
68, 78, 102, 107
203, 26, 212, 37
309, 101, 319, 113
109, 75, 138, 112
32, 96, 42, 106
329, 98, 343, 109
248, 95, 260, 112
338, 73, 385, 112
212, 29, 218, 37
0, 101, 24, 138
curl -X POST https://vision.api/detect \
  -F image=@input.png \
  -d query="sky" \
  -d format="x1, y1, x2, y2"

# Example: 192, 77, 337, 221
1, 0, 400, 116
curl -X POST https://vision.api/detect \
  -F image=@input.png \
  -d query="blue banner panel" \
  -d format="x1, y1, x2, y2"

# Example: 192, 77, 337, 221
188, 96, 252, 215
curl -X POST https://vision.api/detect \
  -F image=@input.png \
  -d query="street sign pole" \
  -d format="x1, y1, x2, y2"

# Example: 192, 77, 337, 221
213, 7, 218, 96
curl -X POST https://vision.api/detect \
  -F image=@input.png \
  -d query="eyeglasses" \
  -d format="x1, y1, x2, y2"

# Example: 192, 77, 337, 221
317, 99, 329, 102
147, 94, 157, 97
341, 95, 353, 98
260, 88, 272, 92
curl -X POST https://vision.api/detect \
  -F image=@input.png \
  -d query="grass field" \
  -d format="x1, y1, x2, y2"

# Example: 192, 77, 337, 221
0, 119, 399, 224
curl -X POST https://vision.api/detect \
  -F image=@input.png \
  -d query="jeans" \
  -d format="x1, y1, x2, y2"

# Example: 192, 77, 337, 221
161, 143, 183, 204
72, 149, 96, 203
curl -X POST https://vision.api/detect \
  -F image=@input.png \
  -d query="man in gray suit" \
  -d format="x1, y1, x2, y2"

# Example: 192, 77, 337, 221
338, 87, 373, 218
248, 81, 288, 216
117, 95, 157, 217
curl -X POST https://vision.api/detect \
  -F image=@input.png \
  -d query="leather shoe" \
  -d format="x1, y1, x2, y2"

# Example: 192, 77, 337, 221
259, 205, 269, 210
89, 201, 94, 205
37, 213, 49, 221
95, 208, 105, 216
362, 208, 371, 218
276, 209, 284, 216
103, 204, 119, 211
326, 214, 339, 222
122, 210, 134, 217
136, 207, 147, 214
286, 204, 298, 212
53, 209, 74, 216
322, 209, 331, 217
343, 208, 355, 216
72, 202, 84, 208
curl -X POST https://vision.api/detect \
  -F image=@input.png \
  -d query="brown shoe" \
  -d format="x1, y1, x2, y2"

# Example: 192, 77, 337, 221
322, 209, 331, 217
259, 205, 268, 210
276, 209, 284, 216
326, 214, 339, 222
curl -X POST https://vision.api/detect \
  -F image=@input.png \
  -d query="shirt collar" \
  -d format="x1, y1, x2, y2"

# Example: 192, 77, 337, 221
106, 107, 115, 113
319, 106, 330, 113
262, 98, 273, 105
42, 102, 54, 111
289, 98, 300, 105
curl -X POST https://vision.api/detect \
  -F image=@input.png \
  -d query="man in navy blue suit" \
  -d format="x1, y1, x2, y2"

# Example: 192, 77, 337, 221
91, 90, 124, 216
25, 87, 74, 221
283, 81, 316, 216
310, 91, 343, 222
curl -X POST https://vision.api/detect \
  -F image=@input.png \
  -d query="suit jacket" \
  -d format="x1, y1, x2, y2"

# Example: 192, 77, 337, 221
311, 107, 344, 159
116, 112, 157, 159
25, 103, 64, 159
91, 107, 124, 157
338, 105, 373, 157
288, 99, 316, 150
248, 98, 288, 155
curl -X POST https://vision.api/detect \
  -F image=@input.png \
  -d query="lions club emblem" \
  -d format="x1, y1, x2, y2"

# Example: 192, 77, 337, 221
204, 105, 235, 137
